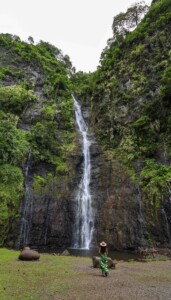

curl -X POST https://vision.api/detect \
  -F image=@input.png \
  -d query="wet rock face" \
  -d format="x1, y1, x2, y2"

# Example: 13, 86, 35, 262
82, 99, 171, 249
72, 100, 171, 250
8, 98, 171, 251
91, 153, 171, 250
12, 159, 81, 250
28, 196, 71, 248
89, 152, 140, 250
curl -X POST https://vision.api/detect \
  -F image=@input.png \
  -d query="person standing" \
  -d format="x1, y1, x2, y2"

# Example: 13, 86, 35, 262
99, 241, 109, 277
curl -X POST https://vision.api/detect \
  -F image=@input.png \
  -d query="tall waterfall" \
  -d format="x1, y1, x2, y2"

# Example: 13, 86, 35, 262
18, 150, 33, 247
72, 95, 94, 249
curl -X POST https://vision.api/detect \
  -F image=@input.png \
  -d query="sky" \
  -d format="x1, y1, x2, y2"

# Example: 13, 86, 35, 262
0, 0, 152, 73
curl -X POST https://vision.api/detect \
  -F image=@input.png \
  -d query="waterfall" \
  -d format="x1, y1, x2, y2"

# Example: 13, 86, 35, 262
72, 95, 94, 249
18, 150, 33, 247
161, 208, 171, 243
137, 186, 144, 240
166, 182, 171, 203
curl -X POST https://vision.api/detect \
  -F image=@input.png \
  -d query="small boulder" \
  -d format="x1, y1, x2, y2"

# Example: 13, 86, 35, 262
18, 247, 40, 261
60, 249, 70, 256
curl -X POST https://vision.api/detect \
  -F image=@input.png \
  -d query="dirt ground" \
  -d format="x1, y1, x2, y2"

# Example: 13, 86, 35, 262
1, 249, 171, 300
56, 259, 171, 300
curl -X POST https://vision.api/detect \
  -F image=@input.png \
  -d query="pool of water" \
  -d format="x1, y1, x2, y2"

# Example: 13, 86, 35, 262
68, 248, 141, 261
34, 246, 142, 261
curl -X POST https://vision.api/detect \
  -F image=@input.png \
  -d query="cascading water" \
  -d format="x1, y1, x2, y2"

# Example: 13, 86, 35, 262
161, 207, 171, 243
137, 186, 144, 240
72, 95, 94, 249
18, 150, 33, 247
166, 182, 171, 203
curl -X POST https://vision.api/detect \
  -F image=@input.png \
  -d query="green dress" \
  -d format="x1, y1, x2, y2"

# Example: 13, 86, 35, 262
100, 253, 109, 275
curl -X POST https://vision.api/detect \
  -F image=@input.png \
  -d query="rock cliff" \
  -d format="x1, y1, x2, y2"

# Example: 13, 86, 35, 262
0, 35, 81, 249
73, 0, 171, 249
0, 0, 171, 250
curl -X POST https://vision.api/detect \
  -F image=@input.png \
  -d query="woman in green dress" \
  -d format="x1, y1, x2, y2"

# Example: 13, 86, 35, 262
99, 241, 109, 277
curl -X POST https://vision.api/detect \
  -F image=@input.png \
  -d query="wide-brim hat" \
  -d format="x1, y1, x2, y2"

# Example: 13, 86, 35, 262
100, 241, 107, 247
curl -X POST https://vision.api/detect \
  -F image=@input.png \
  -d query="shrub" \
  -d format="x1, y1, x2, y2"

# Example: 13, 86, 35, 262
0, 164, 24, 245
0, 119, 30, 165
0, 85, 36, 115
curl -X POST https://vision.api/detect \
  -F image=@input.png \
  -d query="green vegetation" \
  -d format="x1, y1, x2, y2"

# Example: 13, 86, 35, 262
30, 95, 75, 168
0, 0, 171, 247
0, 66, 23, 80
140, 159, 171, 201
72, 0, 171, 211
0, 33, 76, 245
0, 248, 171, 300
0, 165, 24, 245
0, 248, 79, 299
0, 85, 36, 115
112, 1, 149, 39
0, 117, 30, 165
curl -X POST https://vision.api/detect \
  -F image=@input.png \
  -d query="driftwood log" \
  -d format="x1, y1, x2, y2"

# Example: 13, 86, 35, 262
18, 247, 40, 261
92, 256, 116, 269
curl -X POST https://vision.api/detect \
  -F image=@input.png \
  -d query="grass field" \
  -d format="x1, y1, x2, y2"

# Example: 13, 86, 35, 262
1, 248, 171, 300
0, 248, 82, 299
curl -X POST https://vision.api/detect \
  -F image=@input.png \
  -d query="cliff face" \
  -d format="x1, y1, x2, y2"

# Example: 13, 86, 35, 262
0, 0, 171, 251
0, 35, 82, 249
73, 0, 171, 249
92, 151, 171, 250
91, 0, 171, 249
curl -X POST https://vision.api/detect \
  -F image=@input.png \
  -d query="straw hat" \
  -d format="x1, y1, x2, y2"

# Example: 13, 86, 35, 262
100, 241, 107, 247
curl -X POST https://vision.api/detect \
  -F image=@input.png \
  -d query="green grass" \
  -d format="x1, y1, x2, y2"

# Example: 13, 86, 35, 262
0, 248, 87, 300
1, 248, 171, 299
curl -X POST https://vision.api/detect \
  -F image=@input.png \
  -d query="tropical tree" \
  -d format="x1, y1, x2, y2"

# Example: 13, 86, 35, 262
112, 1, 149, 39
28, 36, 34, 44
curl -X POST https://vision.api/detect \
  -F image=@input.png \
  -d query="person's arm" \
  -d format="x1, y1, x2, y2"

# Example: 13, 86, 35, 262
98, 247, 101, 254
106, 248, 109, 256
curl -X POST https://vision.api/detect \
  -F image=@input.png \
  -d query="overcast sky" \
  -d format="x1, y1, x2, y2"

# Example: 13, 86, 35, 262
1, 0, 152, 72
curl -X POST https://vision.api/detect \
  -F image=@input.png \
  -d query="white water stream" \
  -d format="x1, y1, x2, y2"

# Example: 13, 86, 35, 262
19, 150, 33, 247
72, 95, 94, 249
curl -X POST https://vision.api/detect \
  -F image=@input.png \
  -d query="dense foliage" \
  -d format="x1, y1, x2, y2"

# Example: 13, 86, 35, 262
0, 0, 171, 247
112, 1, 149, 39
0, 34, 75, 245
72, 0, 171, 212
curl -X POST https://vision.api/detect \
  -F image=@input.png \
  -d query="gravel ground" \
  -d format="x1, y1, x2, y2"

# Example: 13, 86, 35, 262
54, 259, 171, 300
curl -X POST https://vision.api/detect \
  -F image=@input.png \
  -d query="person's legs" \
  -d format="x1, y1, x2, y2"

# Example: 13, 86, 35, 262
100, 254, 109, 277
